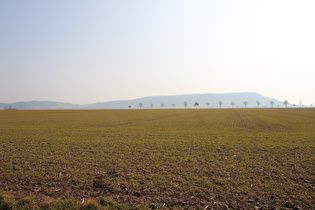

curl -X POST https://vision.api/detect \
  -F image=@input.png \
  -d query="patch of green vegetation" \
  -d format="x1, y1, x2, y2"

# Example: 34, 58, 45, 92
0, 109, 314, 209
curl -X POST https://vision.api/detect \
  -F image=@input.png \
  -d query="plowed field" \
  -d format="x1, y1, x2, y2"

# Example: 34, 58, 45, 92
1, 109, 314, 209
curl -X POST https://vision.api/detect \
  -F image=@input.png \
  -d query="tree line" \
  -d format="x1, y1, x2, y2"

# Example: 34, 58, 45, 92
132, 100, 306, 109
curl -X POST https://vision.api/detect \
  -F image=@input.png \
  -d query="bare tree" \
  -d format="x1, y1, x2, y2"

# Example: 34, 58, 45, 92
172, 104, 175, 109
161, 103, 165, 109
256, 101, 260, 108
193, 102, 199, 108
138, 103, 143, 109
243, 101, 248, 108
283, 100, 289, 108
218, 101, 223, 108
231, 101, 235, 108
4, 105, 16, 110
128, 105, 132, 109
150, 104, 154, 109
183, 101, 188, 108
205, 102, 210, 108
270, 101, 275, 108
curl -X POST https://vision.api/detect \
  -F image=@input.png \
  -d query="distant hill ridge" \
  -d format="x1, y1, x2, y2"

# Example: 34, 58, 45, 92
0, 92, 283, 110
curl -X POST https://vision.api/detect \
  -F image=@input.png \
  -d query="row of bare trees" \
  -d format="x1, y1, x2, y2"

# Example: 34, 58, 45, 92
135, 100, 284, 109
136, 99, 313, 109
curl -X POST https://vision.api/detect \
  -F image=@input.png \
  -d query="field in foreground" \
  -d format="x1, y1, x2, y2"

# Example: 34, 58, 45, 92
0, 108, 314, 209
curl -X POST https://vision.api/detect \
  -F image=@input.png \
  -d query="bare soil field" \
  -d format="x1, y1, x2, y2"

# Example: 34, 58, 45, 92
0, 108, 314, 209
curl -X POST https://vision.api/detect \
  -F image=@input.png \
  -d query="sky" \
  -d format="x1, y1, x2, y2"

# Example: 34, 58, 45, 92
1, 0, 314, 105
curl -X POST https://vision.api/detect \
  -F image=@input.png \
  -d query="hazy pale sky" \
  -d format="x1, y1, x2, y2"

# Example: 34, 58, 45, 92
1, 0, 314, 105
